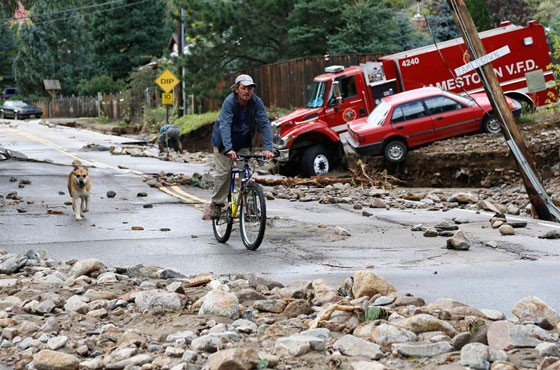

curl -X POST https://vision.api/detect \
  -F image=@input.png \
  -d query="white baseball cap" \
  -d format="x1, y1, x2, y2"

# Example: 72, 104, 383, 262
234, 74, 256, 87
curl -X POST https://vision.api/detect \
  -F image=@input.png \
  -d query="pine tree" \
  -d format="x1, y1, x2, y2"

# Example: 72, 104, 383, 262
0, 22, 18, 87
90, 0, 171, 80
286, 0, 345, 57
13, 0, 96, 96
327, 0, 400, 54
425, 1, 461, 42
466, 0, 493, 31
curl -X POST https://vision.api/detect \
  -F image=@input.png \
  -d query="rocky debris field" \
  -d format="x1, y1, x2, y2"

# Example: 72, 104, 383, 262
1, 251, 560, 370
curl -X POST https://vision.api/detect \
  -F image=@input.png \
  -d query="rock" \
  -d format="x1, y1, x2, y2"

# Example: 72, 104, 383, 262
400, 314, 458, 337
33, 349, 79, 370
182, 350, 198, 363
69, 258, 105, 278
481, 309, 506, 321
106, 191, 116, 198
487, 321, 550, 350
253, 300, 286, 313
199, 290, 239, 319
333, 334, 383, 359
352, 270, 396, 298
0, 256, 28, 274
232, 319, 258, 334
166, 330, 196, 343
282, 299, 312, 318
446, 306, 486, 319
36, 300, 56, 315
490, 361, 519, 370
460, 343, 509, 370
105, 354, 152, 369
207, 348, 258, 370
312, 279, 339, 305
84, 289, 118, 301
40, 317, 59, 332
354, 322, 417, 346
451, 332, 472, 350
423, 227, 439, 237
47, 336, 67, 350
64, 295, 89, 313
450, 192, 479, 204
134, 290, 183, 311
373, 296, 395, 306
370, 198, 387, 208
190, 335, 225, 353
165, 346, 184, 357
539, 230, 560, 239
158, 269, 186, 279
537, 343, 560, 357
246, 273, 284, 289
335, 226, 351, 236
79, 358, 104, 370
137, 192, 147, 197
394, 296, 425, 307
97, 272, 118, 284
275, 336, 315, 357
125, 264, 158, 279
392, 341, 455, 357
0, 278, 17, 287
350, 361, 387, 370
235, 288, 267, 302
446, 229, 471, 250
499, 225, 515, 235
512, 296, 560, 326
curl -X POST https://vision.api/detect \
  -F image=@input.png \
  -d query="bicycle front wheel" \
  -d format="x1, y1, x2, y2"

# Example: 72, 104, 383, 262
240, 182, 266, 250
213, 205, 233, 243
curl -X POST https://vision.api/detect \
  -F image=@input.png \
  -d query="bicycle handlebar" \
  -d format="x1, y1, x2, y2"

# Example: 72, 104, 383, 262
237, 151, 279, 161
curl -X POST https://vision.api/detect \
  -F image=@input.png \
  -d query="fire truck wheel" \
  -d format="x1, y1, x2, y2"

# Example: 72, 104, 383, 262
301, 145, 330, 177
482, 115, 501, 134
384, 140, 407, 163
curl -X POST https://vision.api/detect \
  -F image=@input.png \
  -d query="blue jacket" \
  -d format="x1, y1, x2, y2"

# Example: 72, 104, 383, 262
211, 93, 273, 153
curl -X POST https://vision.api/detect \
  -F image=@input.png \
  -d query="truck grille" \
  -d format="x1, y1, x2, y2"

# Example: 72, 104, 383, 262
272, 122, 281, 145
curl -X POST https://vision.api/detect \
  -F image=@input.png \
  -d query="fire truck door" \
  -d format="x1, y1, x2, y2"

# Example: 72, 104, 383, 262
423, 96, 476, 140
324, 75, 367, 134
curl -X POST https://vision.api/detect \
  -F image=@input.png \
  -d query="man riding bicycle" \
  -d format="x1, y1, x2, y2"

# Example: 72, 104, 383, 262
209, 74, 274, 219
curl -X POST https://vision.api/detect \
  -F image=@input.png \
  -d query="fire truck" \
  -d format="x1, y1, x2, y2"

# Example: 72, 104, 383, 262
272, 21, 557, 176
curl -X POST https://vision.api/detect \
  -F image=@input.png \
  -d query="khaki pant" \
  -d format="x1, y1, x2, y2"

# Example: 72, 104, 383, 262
212, 147, 250, 205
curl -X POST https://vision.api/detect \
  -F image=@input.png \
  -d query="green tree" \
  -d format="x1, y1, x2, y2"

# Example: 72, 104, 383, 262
0, 22, 18, 87
13, 0, 97, 96
425, 1, 460, 42
327, 0, 414, 54
177, 0, 294, 99
488, 0, 536, 27
90, 0, 171, 80
466, 0, 493, 31
77, 75, 125, 96
286, 0, 344, 57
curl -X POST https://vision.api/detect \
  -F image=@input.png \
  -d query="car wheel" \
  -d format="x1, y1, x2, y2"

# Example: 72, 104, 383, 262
482, 115, 501, 134
384, 140, 408, 163
301, 145, 330, 177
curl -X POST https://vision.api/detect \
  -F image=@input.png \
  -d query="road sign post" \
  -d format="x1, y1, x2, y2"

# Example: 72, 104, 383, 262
162, 92, 173, 124
155, 70, 180, 125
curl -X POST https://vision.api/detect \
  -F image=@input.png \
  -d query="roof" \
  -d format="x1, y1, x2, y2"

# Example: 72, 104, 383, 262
382, 87, 443, 104
382, 24, 523, 60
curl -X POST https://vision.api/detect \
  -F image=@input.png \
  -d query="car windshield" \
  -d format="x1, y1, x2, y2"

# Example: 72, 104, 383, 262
11, 101, 28, 107
306, 80, 328, 108
367, 101, 391, 126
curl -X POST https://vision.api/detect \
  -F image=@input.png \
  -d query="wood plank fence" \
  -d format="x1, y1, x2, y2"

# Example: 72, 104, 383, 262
201, 53, 382, 112
31, 93, 123, 120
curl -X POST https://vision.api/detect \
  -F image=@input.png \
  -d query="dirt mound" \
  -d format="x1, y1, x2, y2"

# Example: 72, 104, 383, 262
353, 113, 560, 188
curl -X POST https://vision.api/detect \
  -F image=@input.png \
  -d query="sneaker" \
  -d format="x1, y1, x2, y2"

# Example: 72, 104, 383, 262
210, 202, 223, 219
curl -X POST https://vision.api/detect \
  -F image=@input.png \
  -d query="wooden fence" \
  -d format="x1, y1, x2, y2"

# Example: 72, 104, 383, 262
31, 93, 123, 120
201, 53, 382, 112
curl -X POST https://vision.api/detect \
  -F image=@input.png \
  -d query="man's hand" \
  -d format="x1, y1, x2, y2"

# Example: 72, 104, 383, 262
262, 150, 274, 160
226, 150, 237, 161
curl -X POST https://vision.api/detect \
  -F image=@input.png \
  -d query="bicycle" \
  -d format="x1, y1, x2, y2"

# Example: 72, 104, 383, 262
212, 153, 270, 250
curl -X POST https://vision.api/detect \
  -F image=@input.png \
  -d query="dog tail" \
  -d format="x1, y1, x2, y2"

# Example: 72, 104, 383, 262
72, 159, 83, 169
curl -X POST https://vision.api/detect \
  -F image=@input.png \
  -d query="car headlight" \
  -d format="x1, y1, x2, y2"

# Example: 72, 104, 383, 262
279, 135, 294, 147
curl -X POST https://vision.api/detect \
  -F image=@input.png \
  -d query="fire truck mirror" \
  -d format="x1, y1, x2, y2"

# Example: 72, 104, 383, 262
332, 81, 342, 104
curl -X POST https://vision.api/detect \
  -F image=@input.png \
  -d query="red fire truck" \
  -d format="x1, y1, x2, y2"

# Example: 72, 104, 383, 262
272, 21, 557, 176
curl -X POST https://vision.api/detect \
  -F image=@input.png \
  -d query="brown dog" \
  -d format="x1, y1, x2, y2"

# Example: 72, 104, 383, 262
68, 160, 91, 220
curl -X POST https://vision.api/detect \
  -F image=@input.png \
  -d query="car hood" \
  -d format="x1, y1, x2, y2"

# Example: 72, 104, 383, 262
471, 92, 513, 107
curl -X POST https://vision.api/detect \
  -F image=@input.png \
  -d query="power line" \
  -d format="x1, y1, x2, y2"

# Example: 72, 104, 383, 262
0, 0, 127, 23
3, 0, 151, 26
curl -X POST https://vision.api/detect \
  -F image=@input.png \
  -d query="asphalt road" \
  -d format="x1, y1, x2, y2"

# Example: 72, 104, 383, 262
1, 118, 560, 317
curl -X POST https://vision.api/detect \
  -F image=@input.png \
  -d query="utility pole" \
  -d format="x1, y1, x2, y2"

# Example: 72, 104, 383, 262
445, 0, 559, 221
181, 8, 187, 116
176, 11, 183, 118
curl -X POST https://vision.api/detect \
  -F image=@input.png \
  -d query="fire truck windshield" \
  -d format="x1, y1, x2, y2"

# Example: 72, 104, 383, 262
367, 101, 391, 126
306, 81, 328, 108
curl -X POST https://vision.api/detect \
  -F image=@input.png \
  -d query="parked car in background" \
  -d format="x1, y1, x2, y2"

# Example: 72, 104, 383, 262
2, 87, 19, 101
346, 87, 522, 163
0, 100, 43, 120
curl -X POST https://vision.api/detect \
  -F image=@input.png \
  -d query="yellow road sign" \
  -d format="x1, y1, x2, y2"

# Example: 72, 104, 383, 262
162, 92, 173, 105
155, 69, 180, 93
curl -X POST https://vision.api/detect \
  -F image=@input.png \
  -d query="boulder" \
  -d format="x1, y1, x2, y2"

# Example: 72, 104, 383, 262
134, 290, 183, 311
353, 322, 417, 346
512, 296, 559, 327
208, 348, 258, 370
69, 258, 105, 278
352, 270, 396, 298
33, 350, 79, 370
199, 290, 239, 319
400, 314, 458, 337
333, 334, 383, 359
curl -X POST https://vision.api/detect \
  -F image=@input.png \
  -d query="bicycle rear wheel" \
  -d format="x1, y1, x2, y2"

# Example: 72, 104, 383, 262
240, 182, 266, 250
212, 205, 233, 243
